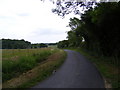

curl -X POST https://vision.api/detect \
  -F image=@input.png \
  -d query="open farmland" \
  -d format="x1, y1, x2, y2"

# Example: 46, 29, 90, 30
2, 48, 64, 84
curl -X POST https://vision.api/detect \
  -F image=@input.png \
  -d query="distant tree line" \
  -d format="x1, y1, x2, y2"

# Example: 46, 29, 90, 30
2, 39, 31, 49
1, 39, 48, 49
57, 2, 120, 58
32, 43, 48, 48
47, 43, 57, 46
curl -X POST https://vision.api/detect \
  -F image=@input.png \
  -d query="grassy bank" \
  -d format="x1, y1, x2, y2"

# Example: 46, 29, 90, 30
66, 48, 119, 88
2, 48, 56, 82
2, 48, 67, 88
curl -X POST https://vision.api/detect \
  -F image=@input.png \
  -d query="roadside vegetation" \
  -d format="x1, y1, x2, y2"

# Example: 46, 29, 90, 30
2, 1, 120, 89
55, 2, 120, 88
66, 48, 119, 88
2, 48, 67, 88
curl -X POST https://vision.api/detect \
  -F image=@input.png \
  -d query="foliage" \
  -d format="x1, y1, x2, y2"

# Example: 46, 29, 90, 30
47, 43, 57, 45
41, 0, 120, 17
58, 2, 120, 58
1, 39, 48, 49
2, 39, 31, 49
51, 0, 97, 17
57, 40, 69, 48
32, 43, 48, 48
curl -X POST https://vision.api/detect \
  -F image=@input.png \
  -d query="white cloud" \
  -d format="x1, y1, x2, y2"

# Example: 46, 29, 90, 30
0, 0, 79, 43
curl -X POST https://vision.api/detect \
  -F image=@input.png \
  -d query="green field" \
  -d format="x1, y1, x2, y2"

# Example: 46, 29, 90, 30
2, 48, 66, 88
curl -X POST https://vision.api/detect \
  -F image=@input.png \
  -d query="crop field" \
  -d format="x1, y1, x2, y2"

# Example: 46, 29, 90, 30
2, 48, 59, 83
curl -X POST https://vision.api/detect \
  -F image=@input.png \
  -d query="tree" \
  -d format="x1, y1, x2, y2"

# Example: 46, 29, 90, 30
41, 0, 120, 57
63, 2, 120, 57
41, 0, 120, 17
2, 39, 31, 49
31, 43, 48, 48
90, 2, 120, 56
57, 40, 69, 48
67, 17, 83, 47
39, 43, 48, 48
41, 0, 98, 17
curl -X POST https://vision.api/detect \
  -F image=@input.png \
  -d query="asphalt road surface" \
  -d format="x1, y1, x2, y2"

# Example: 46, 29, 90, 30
32, 50, 105, 88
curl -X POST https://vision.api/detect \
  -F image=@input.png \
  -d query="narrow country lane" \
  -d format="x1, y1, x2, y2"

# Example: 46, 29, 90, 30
32, 50, 105, 88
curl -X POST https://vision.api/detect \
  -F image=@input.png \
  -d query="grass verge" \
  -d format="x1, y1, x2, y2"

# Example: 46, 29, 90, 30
2, 49, 67, 88
2, 48, 57, 82
66, 48, 119, 88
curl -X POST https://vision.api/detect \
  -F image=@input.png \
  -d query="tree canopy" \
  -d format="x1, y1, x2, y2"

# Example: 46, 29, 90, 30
57, 2, 120, 57
41, 0, 120, 17
40, 0, 120, 57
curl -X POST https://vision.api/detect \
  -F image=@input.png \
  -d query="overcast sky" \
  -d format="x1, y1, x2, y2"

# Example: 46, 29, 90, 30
0, 0, 80, 43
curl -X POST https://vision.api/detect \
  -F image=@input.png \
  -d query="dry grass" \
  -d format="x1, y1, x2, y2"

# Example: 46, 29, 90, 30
2, 48, 57, 82
2, 64, 40, 88
2, 50, 66, 88
3, 56, 19, 61
2, 48, 52, 60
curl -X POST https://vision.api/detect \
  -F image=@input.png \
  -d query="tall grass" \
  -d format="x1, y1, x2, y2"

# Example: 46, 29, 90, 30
2, 49, 67, 88
2, 48, 58, 83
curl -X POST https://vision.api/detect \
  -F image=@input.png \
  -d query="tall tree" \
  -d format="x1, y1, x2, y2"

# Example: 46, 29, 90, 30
65, 2, 120, 57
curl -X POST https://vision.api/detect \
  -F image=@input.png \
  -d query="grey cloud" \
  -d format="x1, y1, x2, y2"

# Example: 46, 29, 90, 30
33, 28, 65, 35
17, 13, 30, 16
